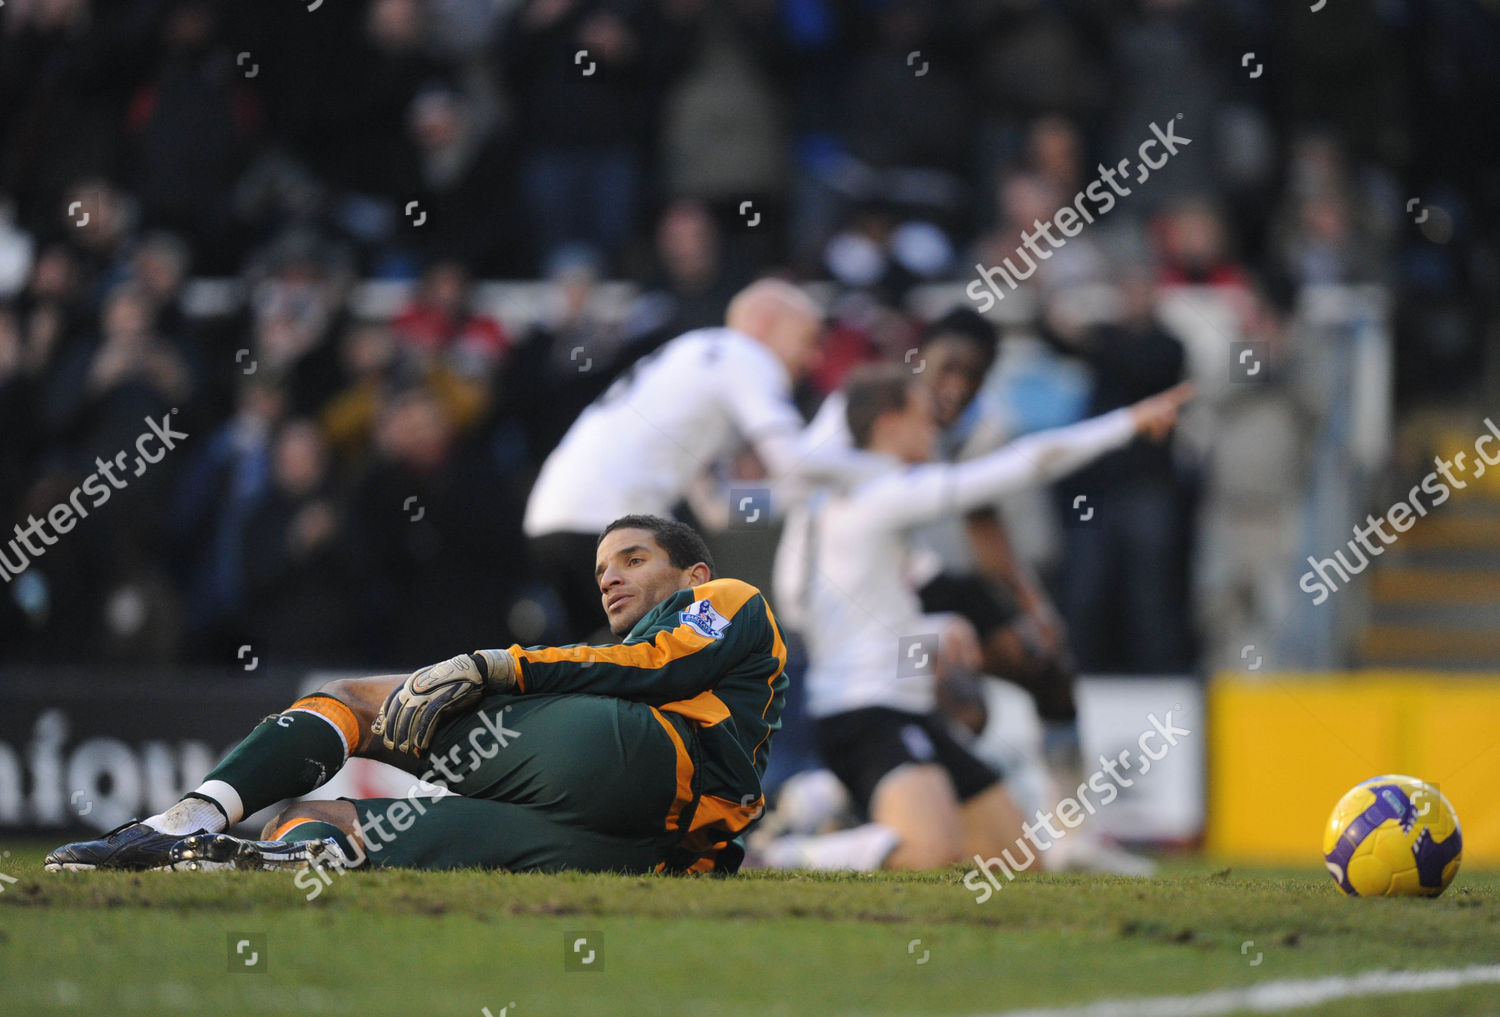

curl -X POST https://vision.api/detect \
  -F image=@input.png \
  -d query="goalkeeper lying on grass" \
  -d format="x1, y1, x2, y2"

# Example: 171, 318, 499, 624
46, 515, 785, 875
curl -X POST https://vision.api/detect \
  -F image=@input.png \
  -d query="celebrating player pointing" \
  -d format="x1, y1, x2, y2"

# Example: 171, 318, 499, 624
765, 366, 1191, 871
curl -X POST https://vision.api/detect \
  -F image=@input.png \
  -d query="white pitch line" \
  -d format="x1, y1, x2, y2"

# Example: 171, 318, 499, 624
973, 964, 1500, 1017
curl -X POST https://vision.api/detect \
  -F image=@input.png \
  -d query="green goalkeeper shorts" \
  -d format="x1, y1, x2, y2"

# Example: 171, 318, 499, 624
349, 691, 692, 872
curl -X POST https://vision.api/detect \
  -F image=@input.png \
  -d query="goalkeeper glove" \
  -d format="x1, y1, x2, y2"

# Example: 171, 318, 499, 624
373, 649, 515, 755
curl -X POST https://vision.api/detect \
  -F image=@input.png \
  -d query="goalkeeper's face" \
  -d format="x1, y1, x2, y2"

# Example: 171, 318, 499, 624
595, 528, 711, 636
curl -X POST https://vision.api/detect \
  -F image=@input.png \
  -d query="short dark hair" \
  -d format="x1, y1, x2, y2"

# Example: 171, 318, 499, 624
921, 306, 1000, 366
843, 363, 917, 449
598, 515, 715, 577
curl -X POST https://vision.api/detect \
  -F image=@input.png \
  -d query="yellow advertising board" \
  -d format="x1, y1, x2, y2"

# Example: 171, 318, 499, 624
1208, 673, 1500, 864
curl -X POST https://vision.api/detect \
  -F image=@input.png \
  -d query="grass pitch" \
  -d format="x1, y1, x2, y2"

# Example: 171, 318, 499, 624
2, 843, 1497, 1017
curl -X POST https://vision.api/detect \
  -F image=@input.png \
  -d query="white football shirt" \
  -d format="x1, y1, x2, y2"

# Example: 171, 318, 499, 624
798, 388, 1017, 586
525, 327, 867, 536
774, 408, 1136, 717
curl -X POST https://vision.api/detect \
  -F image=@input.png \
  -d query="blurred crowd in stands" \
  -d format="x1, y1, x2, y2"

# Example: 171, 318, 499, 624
0, 0, 1495, 670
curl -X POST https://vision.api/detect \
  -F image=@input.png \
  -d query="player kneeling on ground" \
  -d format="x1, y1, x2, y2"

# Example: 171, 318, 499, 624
763, 365, 1189, 871
46, 516, 785, 875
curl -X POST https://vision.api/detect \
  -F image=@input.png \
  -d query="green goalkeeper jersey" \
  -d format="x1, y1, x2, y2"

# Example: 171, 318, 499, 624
502, 578, 788, 872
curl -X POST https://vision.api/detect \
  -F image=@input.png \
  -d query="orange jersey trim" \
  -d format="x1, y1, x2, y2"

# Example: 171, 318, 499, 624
690, 578, 758, 617
658, 690, 732, 726
505, 578, 761, 691
506, 626, 716, 686
683, 793, 763, 854
649, 707, 696, 835
748, 599, 787, 769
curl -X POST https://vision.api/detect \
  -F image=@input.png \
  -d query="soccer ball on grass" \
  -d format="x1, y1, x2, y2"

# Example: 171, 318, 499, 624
1323, 774, 1462, 897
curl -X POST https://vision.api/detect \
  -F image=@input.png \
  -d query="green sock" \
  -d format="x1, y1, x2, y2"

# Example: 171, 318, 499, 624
194, 694, 354, 824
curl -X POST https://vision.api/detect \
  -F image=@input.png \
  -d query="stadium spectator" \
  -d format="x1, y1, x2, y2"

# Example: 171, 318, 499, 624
321, 323, 400, 462
499, 0, 688, 269
125, 0, 259, 274
351, 383, 523, 661
499, 243, 624, 473
0, 0, 150, 244
804, 289, 918, 404
127, 232, 194, 347
401, 87, 526, 276
1268, 136, 1387, 290
391, 260, 511, 370
841, 1, 971, 193
1025, 117, 1087, 201
1192, 285, 1310, 672
243, 232, 351, 417
0, 309, 31, 523
657, 5, 786, 232
172, 375, 287, 661
966, 0, 1109, 180
319, 0, 435, 201
1043, 269, 1194, 673
325, 331, 490, 465
0, 310, 26, 648
242, 419, 363, 666
622, 199, 746, 346
1099, 0, 1223, 209
972, 171, 1069, 294
41, 283, 193, 457
57, 179, 140, 298
13, 244, 87, 394
1153, 198, 1250, 291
